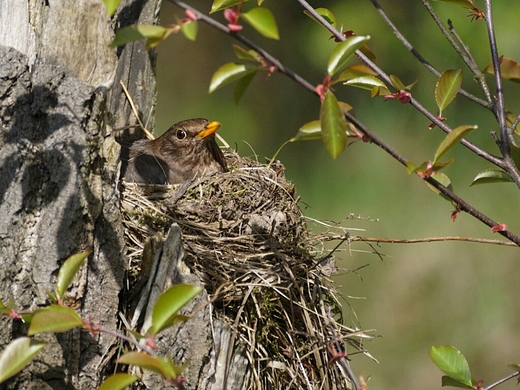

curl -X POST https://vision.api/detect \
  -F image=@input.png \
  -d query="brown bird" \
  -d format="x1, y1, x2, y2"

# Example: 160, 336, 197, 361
121, 118, 228, 184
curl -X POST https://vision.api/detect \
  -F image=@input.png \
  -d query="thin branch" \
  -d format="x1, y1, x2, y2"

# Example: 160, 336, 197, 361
369, 0, 489, 108
483, 0, 520, 187
344, 110, 520, 246
483, 371, 520, 390
168, 0, 316, 93
343, 235, 517, 247
447, 19, 492, 103
483, 0, 507, 141
297, 0, 503, 168
421, 0, 493, 105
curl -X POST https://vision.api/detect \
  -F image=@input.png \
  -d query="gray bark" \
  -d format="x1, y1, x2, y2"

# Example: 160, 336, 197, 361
0, 0, 158, 388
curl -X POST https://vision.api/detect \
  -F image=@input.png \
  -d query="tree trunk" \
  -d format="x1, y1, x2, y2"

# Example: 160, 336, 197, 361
0, 0, 158, 388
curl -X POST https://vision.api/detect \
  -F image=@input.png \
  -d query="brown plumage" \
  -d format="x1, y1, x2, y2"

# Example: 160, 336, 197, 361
121, 118, 228, 184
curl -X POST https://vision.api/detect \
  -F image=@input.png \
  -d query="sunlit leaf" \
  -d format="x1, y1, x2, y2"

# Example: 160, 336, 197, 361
0, 338, 46, 384
110, 25, 174, 49
210, 0, 248, 13
484, 57, 520, 83
320, 91, 347, 158
429, 346, 473, 388
102, 0, 121, 16
435, 69, 463, 116
233, 45, 260, 62
180, 20, 198, 41
290, 121, 322, 142
470, 169, 513, 186
433, 0, 475, 9
28, 305, 83, 335
117, 353, 186, 380
303, 7, 337, 28
327, 35, 370, 76
99, 373, 139, 390
433, 124, 477, 163
118, 352, 169, 377
150, 284, 202, 335
234, 70, 257, 104
390, 74, 406, 90
427, 172, 453, 201
344, 75, 386, 90
209, 63, 257, 93
333, 64, 377, 84
56, 251, 89, 300
242, 7, 279, 40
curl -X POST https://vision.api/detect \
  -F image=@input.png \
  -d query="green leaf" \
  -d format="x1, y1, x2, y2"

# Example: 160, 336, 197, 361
150, 284, 202, 335
209, 63, 257, 93
210, 0, 249, 13
233, 45, 260, 62
390, 74, 406, 90
303, 7, 337, 28
0, 337, 46, 384
433, 0, 475, 8
180, 20, 198, 41
56, 251, 89, 300
429, 346, 473, 388
327, 35, 370, 76
290, 121, 322, 142
99, 373, 139, 390
110, 25, 173, 49
427, 172, 453, 201
234, 70, 257, 104
102, 0, 121, 16
320, 91, 347, 159
242, 8, 279, 40
433, 125, 477, 163
435, 69, 463, 116
333, 64, 377, 84
28, 305, 83, 335
484, 57, 520, 84
507, 364, 520, 372
470, 169, 513, 186
344, 75, 386, 90
441, 376, 474, 389
117, 353, 186, 380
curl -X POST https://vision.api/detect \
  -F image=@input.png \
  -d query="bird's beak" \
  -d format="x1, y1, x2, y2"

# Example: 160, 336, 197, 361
197, 121, 221, 139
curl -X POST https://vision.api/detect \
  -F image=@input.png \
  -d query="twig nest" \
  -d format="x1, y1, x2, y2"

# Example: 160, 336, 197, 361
121, 150, 367, 389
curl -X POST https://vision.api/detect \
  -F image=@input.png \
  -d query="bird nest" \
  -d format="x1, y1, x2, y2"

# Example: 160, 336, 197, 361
120, 150, 370, 389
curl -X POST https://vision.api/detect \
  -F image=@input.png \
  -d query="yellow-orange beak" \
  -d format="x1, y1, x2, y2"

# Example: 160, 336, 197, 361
197, 121, 221, 139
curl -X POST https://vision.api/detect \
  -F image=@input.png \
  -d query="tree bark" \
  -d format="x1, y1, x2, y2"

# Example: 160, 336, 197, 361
0, 1, 250, 389
0, 0, 160, 388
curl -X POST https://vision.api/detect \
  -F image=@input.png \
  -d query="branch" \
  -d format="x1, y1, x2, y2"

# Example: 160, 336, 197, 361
370, 0, 490, 108
297, 0, 504, 169
483, 0, 520, 187
483, 371, 520, 390
420, 0, 493, 105
343, 235, 517, 247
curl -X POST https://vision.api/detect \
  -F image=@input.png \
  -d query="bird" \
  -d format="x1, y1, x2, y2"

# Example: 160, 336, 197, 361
121, 118, 228, 184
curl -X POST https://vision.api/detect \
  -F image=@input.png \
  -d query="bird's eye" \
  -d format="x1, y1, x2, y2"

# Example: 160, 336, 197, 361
176, 129, 187, 140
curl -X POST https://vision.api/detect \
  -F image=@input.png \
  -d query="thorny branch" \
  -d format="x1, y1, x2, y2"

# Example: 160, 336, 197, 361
168, 0, 520, 245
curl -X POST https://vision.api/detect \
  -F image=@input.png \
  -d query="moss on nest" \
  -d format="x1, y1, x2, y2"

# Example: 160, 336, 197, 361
120, 150, 371, 389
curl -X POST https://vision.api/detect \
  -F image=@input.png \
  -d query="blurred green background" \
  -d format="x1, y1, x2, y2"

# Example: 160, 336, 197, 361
155, 1, 520, 389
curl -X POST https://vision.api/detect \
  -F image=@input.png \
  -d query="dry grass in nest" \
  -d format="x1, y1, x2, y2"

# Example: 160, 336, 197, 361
120, 150, 372, 389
